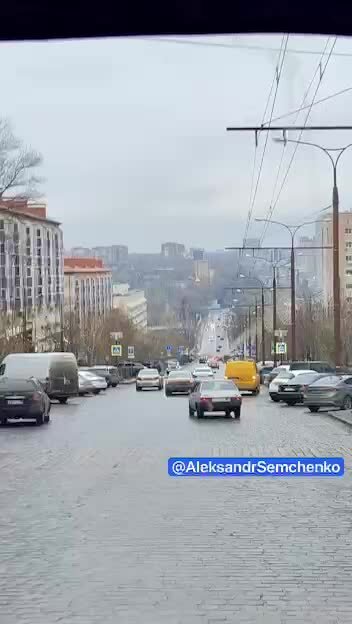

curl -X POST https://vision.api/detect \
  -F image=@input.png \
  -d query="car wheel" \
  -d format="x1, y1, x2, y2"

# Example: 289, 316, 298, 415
94, 389, 101, 395
111, 383, 118, 388
165, 390, 171, 396
188, 404, 195, 417
285, 400, 297, 406
309, 406, 319, 413
58, 397, 68, 404
196, 405, 204, 419
225, 410, 232, 418
270, 395, 280, 402
234, 407, 241, 419
136, 386, 141, 391
44, 410, 50, 423
342, 396, 352, 410
1, 417, 7, 425
36, 412, 44, 426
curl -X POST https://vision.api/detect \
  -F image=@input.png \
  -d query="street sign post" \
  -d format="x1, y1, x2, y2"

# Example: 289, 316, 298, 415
111, 344, 122, 357
127, 346, 135, 359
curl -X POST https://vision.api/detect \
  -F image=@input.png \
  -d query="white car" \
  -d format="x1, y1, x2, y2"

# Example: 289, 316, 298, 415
192, 366, 214, 380
79, 370, 108, 393
136, 368, 163, 391
269, 369, 310, 402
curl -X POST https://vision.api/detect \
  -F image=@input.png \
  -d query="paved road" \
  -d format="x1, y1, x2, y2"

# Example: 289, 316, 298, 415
1, 371, 352, 624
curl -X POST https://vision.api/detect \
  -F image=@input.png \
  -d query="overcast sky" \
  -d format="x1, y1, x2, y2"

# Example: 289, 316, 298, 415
1, 33, 352, 252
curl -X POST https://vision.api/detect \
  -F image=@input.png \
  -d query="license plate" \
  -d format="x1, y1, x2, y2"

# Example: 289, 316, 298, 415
213, 398, 230, 402
284, 388, 295, 392
7, 399, 23, 405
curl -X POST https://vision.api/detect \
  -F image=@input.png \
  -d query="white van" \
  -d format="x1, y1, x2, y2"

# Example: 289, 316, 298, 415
0, 352, 79, 404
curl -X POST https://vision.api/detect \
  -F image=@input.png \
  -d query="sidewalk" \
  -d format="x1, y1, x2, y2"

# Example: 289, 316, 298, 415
327, 409, 352, 427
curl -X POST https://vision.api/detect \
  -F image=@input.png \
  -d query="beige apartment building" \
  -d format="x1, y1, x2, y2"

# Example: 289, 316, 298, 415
317, 211, 352, 306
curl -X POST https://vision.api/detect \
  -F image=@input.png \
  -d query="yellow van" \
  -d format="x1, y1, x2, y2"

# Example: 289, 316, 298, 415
225, 360, 260, 394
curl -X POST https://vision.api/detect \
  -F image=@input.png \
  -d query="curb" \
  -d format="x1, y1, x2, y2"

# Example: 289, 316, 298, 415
326, 410, 352, 426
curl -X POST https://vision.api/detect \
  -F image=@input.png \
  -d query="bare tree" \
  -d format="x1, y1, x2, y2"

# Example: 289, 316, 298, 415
0, 119, 43, 198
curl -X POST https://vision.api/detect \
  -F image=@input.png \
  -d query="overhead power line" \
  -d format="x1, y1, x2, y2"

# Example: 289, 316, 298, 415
243, 34, 289, 244
136, 36, 352, 58
260, 37, 337, 244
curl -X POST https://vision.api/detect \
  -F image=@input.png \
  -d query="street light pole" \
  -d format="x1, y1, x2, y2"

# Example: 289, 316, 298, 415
273, 266, 277, 366
255, 217, 324, 362
273, 137, 352, 367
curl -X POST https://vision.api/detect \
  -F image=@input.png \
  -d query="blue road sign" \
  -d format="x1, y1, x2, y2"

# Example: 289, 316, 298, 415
166, 345, 173, 353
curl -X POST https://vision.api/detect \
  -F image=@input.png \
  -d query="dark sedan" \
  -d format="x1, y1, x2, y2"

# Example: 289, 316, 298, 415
277, 372, 328, 405
189, 379, 242, 419
165, 371, 193, 396
0, 377, 51, 426
303, 374, 352, 412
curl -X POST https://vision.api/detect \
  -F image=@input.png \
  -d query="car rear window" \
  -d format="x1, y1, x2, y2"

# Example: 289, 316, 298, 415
168, 371, 189, 378
202, 381, 236, 391
291, 372, 319, 384
0, 378, 36, 391
290, 362, 310, 371
309, 375, 341, 387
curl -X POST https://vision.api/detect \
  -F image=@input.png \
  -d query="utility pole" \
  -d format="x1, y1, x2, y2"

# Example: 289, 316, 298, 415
273, 266, 277, 366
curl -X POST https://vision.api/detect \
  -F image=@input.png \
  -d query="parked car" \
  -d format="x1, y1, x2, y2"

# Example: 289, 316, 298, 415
198, 356, 207, 364
259, 365, 274, 384
78, 372, 96, 396
224, 360, 260, 395
289, 361, 335, 374
303, 374, 352, 412
192, 366, 214, 380
277, 371, 329, 405
118, 361, 145, 376
136, 368, 163, 391
79, 370, 107, 394
0, 377, 51, 425
189, 379, 242, 419
267, 365, 290, 384
0, 352, 78, 404
165, 370, 193, 396
269, 369, 308, 402
85, 366, 120, 387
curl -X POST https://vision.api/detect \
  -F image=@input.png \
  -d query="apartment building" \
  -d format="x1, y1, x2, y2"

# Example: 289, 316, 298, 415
161, 242, 185, 258
112, 283, 147, 329
0, 199, 64, 350
64, 257, 112, 321
317, 211, 352, 305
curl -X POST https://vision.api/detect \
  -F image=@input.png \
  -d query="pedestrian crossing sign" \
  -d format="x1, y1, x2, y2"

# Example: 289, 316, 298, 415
111, 344, 122, 357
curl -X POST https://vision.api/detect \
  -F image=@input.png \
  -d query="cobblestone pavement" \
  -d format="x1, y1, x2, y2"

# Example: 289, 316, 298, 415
1, 375, 352, 624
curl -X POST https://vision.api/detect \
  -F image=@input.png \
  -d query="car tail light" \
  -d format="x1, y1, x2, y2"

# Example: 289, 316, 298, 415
32, 392, 41, 402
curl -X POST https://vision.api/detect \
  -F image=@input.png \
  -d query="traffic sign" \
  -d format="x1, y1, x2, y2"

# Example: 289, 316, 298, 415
276, 342, 287, 355
127, 346, 135, 359
166, 345, 173, 353
274, 329, 288, 338
111, 344, 122, 357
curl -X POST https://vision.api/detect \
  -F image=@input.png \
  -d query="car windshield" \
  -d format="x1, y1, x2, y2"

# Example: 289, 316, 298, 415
140, 370, 158, 376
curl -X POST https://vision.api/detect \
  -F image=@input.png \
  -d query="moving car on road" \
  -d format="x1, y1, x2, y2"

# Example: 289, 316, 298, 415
165, 370, 193, 396
189, 379, 242, 419
0, 352, 78, 404
225, 360, 260, 395
166, 359, 180, 375
79, 370, 107, 394
136, 368, 163, 391
208, 357, 220, 369
0, 377, 51, 426
266, 365, 290, 384
198, 356, 207, 364
192, 366, 214, 380
277, 371, 328, 406
303, 374, 352, 412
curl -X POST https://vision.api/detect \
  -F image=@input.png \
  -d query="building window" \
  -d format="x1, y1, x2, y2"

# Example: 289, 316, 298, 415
347, 284, 352, 289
